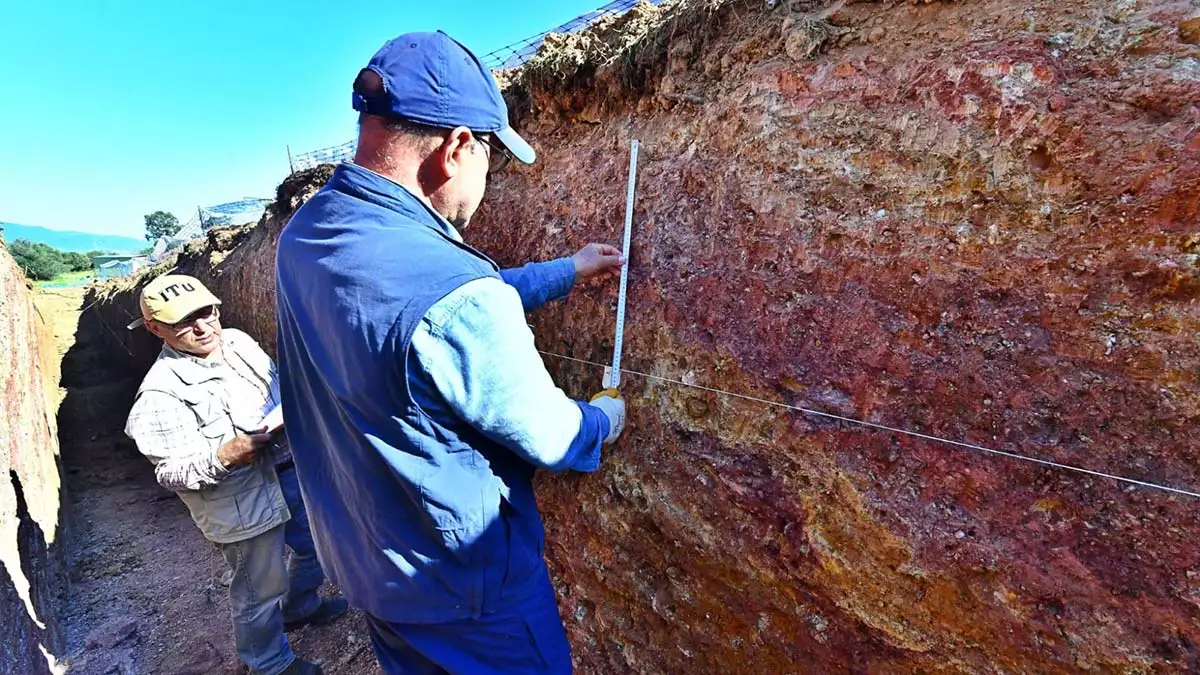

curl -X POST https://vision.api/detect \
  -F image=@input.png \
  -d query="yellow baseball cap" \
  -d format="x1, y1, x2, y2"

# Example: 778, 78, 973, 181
127, 274, 222, 329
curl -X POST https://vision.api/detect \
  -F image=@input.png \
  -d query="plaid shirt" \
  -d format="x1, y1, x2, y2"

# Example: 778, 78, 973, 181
125, 329, 285, 492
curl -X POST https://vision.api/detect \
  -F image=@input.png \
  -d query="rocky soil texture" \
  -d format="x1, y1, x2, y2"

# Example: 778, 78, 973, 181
84, 0, 1200, 672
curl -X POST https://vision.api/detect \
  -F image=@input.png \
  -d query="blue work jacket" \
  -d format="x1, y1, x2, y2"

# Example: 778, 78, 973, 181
274, 163, 608, 622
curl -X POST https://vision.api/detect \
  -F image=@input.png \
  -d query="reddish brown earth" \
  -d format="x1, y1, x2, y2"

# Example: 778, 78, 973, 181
80, 0, 1200, 673
0, 247, 68, 675
472, 1, 1200, 672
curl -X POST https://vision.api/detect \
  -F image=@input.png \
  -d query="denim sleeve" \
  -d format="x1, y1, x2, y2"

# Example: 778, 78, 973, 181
411, 277, 607, 473
499, 257, 576, 313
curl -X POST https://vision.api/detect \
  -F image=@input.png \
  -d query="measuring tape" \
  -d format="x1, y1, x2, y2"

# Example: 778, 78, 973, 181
601, 139, 639, 392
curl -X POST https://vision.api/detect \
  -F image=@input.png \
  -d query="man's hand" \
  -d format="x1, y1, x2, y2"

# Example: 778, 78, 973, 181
589, 392, 626, 445
572, 243, 625, 281
217, 430, 273, 468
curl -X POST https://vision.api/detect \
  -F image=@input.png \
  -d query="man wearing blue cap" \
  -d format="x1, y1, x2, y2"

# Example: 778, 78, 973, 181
275, 31, 627, 674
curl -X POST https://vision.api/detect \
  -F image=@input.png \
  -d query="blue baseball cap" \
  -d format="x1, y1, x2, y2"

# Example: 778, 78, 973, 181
352, 31, 535, 164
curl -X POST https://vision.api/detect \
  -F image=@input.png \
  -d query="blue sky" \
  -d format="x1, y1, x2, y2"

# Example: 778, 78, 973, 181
0, 1, 602, 239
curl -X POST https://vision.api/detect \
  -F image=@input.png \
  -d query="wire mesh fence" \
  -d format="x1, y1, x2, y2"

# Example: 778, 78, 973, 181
289, 140, 357, 172
153, 198, 273, 260
288, 0, 668, 172
478, 0, 662, 69
199, 198, 273, 229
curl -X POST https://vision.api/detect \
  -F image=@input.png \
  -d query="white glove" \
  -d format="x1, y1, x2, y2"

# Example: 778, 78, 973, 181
589, 394, 625, 445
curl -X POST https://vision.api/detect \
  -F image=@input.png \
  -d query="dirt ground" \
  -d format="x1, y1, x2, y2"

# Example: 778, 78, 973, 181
37, 286, 381, 675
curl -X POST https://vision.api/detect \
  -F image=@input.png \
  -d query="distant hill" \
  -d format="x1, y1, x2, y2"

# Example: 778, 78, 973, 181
0, 222, 144, 254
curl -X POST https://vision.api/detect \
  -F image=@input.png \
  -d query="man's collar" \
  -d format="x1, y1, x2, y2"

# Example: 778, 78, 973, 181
334, 163, 464, 243
160, 339, 225, 384
394, 183, 464, 244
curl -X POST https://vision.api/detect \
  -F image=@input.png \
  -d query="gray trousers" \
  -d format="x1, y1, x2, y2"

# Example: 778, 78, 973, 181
217, 466, 324, 675
220, 524, 294, 675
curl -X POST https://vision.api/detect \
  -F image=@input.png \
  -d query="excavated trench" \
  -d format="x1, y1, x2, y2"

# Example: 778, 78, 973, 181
13, 0, 1200, 673
4, 246, 379, 674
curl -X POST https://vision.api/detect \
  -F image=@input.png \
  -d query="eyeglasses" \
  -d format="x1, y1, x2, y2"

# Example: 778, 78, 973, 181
474, 133, 513, 175
162, 305, 220, 333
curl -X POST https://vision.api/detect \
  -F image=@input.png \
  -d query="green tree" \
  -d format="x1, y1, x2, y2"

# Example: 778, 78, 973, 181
62, 251, 92, 272
8, 239, 68, 281
144, 211, 181, 241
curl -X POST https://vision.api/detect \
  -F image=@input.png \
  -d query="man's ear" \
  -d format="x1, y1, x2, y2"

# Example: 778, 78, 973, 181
144, 321, 167, 340
435, 126, 474, 180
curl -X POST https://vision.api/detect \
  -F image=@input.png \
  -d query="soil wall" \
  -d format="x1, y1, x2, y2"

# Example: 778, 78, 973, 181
84, 1, 1200, 672
476, 1, 1200, 671
0, 244, 68, 674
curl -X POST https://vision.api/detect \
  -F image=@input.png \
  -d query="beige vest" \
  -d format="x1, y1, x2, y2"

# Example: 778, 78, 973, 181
137, 329, 290, 544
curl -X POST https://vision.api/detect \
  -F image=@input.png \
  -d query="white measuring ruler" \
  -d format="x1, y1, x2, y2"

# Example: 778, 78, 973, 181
603, 139, 639, 391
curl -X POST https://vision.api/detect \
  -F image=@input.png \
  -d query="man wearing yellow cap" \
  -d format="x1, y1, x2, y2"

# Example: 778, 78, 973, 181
124, 274, 345, 675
